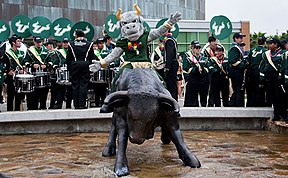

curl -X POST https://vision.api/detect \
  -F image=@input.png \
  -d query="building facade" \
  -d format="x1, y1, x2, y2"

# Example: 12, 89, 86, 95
0, 0, 205, 38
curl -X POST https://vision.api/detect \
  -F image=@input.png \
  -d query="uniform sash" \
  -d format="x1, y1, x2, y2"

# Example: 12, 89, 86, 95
265, 50, 278, 71
5, 49, 22, 68
28, 46, 44, 65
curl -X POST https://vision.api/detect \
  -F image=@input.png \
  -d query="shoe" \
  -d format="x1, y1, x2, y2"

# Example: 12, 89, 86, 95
75, 106, 87, 109
50, 103, 62, 109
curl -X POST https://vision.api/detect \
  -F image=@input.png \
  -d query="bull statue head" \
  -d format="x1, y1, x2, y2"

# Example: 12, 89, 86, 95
116, 4, 145, 42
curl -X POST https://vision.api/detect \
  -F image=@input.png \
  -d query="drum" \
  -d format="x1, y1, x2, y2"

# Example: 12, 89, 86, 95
15, 74, 35, 93
33, 72, 51, 88
56, 66, 71, 85
90, 69, 109, 83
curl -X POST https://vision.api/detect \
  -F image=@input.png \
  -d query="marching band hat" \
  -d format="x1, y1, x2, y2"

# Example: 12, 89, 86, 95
268, 38, 281, 46
95, 37, 104, 44
233, 32, 246, 39
62, 38, 69, 42
46, 39, 55, 45
191, 40, 200, 46
216, 44, 224, 51
34, 36, 43, 43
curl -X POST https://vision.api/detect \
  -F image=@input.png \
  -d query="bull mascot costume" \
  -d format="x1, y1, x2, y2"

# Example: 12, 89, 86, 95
89, 4, 201, 176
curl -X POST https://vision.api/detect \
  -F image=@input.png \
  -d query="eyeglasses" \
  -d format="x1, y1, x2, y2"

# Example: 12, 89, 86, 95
194, 46, 201, 49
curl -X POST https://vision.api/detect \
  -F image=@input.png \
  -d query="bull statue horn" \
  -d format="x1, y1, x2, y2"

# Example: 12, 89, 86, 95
134, 4, 141, 16
100, 91, 128, 113
158, 93, 180, 114
116, 8, 122, 21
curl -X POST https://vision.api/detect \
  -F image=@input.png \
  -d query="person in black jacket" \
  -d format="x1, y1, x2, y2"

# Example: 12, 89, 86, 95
66, 30, 96, 109
163, 30, 179, 101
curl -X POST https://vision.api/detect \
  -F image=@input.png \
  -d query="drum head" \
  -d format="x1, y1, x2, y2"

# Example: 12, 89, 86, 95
15, 74, 34, 79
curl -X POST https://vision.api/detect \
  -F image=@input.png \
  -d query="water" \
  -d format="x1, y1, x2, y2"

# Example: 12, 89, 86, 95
0, 131, 287, 177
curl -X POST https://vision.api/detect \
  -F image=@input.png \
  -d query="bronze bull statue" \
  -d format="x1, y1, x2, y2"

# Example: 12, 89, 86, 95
100, 68, 201, 176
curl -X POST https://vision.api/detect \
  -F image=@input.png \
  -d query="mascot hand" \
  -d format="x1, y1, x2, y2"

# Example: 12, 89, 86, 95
89, 60, 101, 73
167, 12, 182, 26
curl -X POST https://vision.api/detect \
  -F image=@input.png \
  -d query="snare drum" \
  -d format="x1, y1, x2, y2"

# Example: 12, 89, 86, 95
15, 74, 35, 93
33, 72, 51, 88
90, 69, 109, 83
56, 66, 71, 85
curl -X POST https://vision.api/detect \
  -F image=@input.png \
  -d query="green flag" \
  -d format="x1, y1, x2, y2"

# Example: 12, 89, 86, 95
104, 14, 121, 38
156, 18, 179, 40
11, 15, 31, 38
0, 20, 10, 41
29, 16, 51, 38
210, 15, 232, 40
51, 18, 73, 41
70, 21, 94, 41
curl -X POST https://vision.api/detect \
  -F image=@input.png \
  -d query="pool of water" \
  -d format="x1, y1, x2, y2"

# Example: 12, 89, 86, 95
0, 131, 287, 177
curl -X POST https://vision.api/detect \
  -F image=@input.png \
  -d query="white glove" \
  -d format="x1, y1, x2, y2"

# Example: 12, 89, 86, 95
167, 12, 182, 26
89, 60, 101, 73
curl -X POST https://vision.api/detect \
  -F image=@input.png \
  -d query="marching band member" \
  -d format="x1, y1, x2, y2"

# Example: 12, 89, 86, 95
2, 35, 25, 111
208, 45, 229, 107
52, 38, 72, 109
91, 37, 110, 107
260, 38, 287, 122
245, 36, 267, 107
24, 36, 50, 110
45, 39, 59, 109
228, 32, 247, 107
183, 40, 209, 107
151, 40, 165, 79
66, 29, 96, 109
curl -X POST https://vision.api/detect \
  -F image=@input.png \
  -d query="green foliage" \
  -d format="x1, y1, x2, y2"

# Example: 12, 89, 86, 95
250, 31, 288, 48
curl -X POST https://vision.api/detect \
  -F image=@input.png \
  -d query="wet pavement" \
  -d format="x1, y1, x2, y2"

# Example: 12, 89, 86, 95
0, 131, 287, 178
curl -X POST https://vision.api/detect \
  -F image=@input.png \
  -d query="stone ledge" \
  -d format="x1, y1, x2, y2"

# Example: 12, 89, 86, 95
0, 107, 274, 135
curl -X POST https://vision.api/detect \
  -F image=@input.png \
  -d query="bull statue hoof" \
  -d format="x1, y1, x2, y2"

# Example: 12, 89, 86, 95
102, 145, 116, 157
115, 163, 129, 177
100, 104, 112, 113
182, 152, 201, 168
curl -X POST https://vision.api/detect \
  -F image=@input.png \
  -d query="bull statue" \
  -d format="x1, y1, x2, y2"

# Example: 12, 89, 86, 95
101, 68, 201, 176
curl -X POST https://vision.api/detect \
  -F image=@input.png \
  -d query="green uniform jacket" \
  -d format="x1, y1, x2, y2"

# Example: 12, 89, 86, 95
54, 48, 68, 67
246, 45, 267, 71
282, 50, 288, 86
182, 50, 209, 80
23, 46, 50, 67
259, 49, 285, 84
228, 43, 246, 69
208, 56, 229, 76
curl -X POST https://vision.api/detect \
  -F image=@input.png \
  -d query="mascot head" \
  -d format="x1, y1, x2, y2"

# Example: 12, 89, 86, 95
116, 4, 145, 42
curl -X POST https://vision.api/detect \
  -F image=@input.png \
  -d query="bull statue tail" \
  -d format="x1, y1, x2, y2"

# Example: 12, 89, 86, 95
158, 93, 180, 114
100, 91, 128, 113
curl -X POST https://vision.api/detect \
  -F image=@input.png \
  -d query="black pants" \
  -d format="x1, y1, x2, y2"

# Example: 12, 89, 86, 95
0, 83, 3, 103
246, 69, 266, 107
229, 68, 245, 107
266, 76, 286, 119
210, 73, 229, 107
184, 73, 209, 107
49, 79, 57, 108
70, 61, 90, 108
165, 61, 179, 101
6, 75, 23, 111
90, 82, 108, 107
54, 83, 72, 109
26, 87, 49, 110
